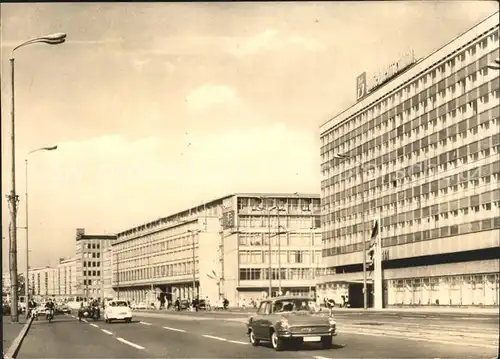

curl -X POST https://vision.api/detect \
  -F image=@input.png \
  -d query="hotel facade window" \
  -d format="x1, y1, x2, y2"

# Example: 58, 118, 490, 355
318, 14, 499, 308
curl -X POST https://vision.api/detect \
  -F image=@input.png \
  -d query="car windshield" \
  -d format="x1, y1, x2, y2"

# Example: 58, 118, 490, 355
110, 301, 128, 307
272, 299, 317, 313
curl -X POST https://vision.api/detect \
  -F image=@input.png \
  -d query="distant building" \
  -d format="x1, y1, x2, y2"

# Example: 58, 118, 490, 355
29, 266, 54, 297
57, 257, 78, 297
112, 193, 322, 306
75, 228, 116, 300
26, 257, 77, 300
102, 247, 114, 299
318, 13, 499, 307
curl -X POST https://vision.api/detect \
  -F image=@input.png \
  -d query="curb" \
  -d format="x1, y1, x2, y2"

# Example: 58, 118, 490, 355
4, 316, 34, 359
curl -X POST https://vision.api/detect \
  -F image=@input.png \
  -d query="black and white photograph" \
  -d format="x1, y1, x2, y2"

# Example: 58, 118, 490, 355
1, 2, 499, 358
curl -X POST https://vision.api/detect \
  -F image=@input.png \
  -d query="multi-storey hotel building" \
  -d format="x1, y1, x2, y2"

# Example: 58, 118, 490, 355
318, 13, 499, 308
75, 228, 116, 300
112, 193, 321, 306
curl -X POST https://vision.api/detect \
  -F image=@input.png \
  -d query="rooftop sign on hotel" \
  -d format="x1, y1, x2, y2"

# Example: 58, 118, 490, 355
356, 49, 417, 102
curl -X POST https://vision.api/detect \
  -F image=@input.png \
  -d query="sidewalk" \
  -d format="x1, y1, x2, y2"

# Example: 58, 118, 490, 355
220, 306, 499, 315
2, 316, 28, 353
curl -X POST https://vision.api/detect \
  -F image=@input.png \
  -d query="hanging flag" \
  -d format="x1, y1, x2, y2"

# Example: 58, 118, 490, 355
371, 218, 379, 240
332, 153, 350, 160
366, 241, 375, 269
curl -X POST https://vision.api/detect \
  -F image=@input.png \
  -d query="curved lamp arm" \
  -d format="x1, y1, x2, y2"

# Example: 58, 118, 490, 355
27, 145, 58, 157
11, 33, 67, 59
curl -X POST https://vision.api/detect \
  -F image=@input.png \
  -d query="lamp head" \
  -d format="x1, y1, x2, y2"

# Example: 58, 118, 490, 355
42, 33, 67, 44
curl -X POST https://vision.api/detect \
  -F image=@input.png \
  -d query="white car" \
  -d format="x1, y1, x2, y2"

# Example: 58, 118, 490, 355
104, 300, 132, 323
132, 302, 147, 310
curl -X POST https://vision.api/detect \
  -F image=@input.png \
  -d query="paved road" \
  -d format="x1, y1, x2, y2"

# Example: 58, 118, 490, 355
15, 311, 498, 358
136, 308, 499, 330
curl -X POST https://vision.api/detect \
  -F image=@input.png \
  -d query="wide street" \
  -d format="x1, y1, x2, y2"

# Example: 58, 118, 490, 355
15, 310, 499, 358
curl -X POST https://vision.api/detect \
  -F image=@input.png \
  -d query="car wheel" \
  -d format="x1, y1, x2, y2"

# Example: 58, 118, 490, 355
321, 336, 332, 349
249, 330, 260, 346
271, 331, 285, 351
125, 318, 132, 323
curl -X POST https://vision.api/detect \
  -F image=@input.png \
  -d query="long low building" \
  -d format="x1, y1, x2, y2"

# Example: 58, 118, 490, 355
28, 257, 78, 299
318, 12, 499, 308
112, 193, 322, 306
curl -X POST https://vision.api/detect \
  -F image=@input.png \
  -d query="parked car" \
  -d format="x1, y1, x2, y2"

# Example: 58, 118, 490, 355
132, 302, 147, 310
104, 300, 132, 323
246, 296, 337, 351
180, 299, 190, 310
57, 304, 71, 314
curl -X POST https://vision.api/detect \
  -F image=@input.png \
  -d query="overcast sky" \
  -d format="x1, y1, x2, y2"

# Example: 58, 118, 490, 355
1, 2, 497, 269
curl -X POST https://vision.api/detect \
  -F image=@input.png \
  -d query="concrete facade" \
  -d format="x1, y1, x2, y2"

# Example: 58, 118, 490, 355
75, 228, 117, 300
111, 193, 322, 307
318, 13, 500, 308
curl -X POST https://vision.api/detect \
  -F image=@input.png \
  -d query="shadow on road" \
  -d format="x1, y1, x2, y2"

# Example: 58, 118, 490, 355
259, 341, 346, 351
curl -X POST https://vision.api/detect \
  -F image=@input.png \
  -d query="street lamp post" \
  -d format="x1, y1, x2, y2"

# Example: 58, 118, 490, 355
24, 145, 57, 317
332, 153, 369, 310
8, 33, 66, 323
294, 193, 316, 298
253, 199, 276, 297
187, 229, 201, 298
275, 201, 286, 295
309, 222, 315, 297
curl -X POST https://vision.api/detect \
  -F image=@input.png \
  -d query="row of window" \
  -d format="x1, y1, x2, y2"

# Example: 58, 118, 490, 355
322, 118, 499, 220
117, 221, 205, 248
115, 260, 200, 283
321, 33, 498, 149
238, 215, 321, 229
326, 188, 499, 235
387, 273, 499, 306
85, 243, 101, 250
322, 101, 499, 193
83, 270, 101, 277
117, 234, 199, 260
323, 216, 500, 257
236, 197, 320, 212
326, 152, 499, 219
82, 252, 101, 259
239, 267, 322, 281
116, 248, 198, 271
82, 261, 101, 268
239, 250, 322, 264
322, 65, 498, 162
323, 176, 498, 241
323, 84, 496, 178
239, 233, 322, 247
324, 104, 498, 194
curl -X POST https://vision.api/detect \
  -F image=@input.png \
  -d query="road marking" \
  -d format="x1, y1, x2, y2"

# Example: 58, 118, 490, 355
116, 337, 145, 350
90, 323, 99, 328
101, 329, 113, 335
228, 340, 249, 345
140, 321, 152, 326
202, 334, 228, 341
313, 356, 331, 359
340, 329, 498, 349
163, 326, 186, 333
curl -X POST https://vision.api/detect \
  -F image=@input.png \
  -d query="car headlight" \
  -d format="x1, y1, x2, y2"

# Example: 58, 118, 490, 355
279, 317, 289, 329
328, 317, 336, 327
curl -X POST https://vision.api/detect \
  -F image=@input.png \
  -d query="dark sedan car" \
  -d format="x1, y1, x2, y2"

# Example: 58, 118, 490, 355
246, 296, 337, 351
